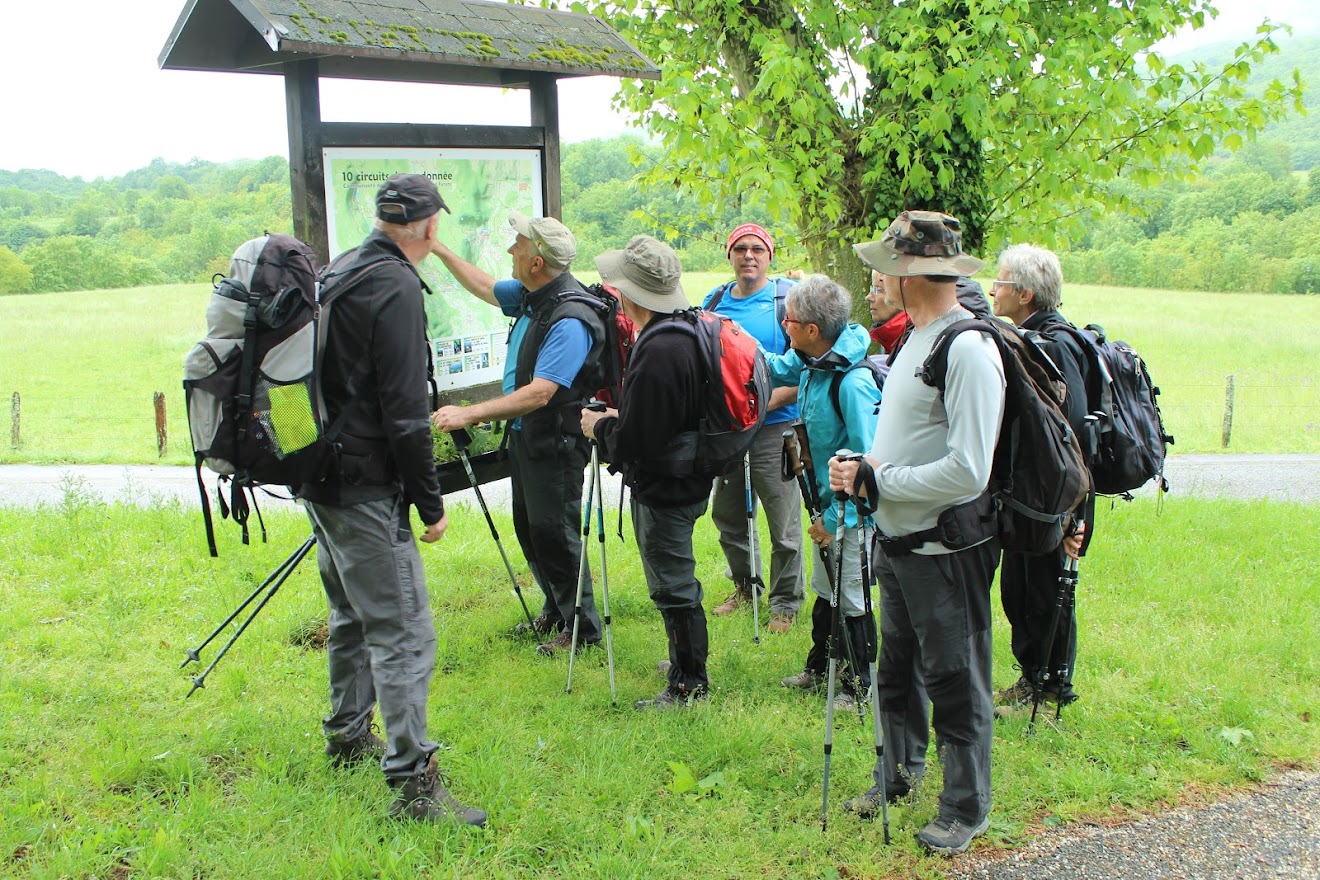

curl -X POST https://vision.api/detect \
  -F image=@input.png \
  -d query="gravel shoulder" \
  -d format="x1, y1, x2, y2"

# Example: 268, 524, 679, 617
946, 770, 1320, 880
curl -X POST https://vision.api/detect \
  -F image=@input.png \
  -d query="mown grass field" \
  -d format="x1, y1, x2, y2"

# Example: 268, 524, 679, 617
1, 491, 1315, 879
1, 277, 1318, 465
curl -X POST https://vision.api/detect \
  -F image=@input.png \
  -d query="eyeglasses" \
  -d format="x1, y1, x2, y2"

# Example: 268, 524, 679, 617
868, 285, 884, 296
991, 280, 1020, 290
731, 245, 768, 256
782, 316, 808, 327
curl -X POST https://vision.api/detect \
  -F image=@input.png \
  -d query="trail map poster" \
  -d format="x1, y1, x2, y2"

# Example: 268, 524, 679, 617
323, 147, 543, 391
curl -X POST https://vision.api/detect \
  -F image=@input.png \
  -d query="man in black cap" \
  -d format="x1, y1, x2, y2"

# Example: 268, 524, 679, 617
300, 173, 485, 827
430, 213, 608, 658
580, 235, 712, 710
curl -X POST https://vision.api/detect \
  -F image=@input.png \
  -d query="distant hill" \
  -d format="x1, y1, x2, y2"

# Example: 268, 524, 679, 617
1175, 33, 1320, 169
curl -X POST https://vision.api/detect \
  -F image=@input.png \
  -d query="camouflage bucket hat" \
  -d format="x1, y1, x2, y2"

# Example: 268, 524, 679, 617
853, 211, 985, 277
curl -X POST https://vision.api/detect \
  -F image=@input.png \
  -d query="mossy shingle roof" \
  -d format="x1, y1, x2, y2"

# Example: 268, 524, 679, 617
160, 0, 659, 85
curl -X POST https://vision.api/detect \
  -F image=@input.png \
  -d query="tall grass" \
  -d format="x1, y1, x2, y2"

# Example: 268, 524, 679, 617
0, 492, 1315, 879
1, 279, 1317, 464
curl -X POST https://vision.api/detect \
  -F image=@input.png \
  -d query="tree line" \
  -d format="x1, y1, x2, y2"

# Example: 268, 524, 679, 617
3, 134, 1320, 296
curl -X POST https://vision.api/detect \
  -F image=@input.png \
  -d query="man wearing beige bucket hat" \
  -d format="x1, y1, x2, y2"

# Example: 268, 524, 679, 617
580, 236, 714, 711
430, 212, 609, 659
830, 211, 1006, 855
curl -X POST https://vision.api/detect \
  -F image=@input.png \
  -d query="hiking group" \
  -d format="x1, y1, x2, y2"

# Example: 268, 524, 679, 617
189, 172, 1171, 854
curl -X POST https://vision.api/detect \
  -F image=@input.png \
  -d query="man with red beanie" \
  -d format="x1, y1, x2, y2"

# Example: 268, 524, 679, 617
702, 223, 805, 633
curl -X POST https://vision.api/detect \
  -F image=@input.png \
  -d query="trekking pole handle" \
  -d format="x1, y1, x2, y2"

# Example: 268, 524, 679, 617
449, 427, 472, 450
585, 399, 608, 413
783, 430, 804, 476
834, 448, 864, 500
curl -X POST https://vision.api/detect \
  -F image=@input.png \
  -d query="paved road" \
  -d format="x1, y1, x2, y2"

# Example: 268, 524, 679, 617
1, 454, 1317, 508
946, 770, 1319, 880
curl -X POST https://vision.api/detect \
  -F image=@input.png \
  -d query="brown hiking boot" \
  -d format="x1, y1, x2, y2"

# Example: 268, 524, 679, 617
780, 670, 825, 692
325, 727, 385, 768
711, 583, 752, 616
766, 613, 794, 634
535, 628, 599, 657
389, 756, 487, 827
995, 676, 1034, 707
515, 612, 559, 637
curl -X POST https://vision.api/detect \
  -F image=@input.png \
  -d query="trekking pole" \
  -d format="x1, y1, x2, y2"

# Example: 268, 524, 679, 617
784, 429, 862, 718
820, 536, 844, 833
566, 443, 598, 694
834, 450, 867, 722
743, 451, 763, 645
854, 489, 891, 845
1029, 529, 1082, 732
181, 535, 316, 698
589, 417, 617, 705
451, 427, 536, 633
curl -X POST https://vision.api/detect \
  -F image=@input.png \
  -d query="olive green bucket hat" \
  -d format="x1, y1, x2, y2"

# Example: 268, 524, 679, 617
853, 211, 985, 277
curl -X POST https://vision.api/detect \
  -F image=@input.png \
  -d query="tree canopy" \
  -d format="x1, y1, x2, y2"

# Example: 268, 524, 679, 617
586, 0, 1305, 298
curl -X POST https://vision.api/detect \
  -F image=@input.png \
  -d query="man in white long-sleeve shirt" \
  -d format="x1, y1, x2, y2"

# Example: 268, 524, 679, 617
831, 211, 1005, 856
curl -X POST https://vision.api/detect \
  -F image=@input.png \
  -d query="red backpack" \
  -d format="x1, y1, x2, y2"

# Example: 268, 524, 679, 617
649, 308, 771, 477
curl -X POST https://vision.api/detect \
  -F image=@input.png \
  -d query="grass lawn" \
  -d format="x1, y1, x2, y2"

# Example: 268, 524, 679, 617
1, 278, 1317, 465
0, 491, 1315, 879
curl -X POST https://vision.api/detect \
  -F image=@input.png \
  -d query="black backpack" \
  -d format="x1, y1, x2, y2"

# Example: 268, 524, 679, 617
647, 309, 772, 478
922, 318, 1091, 554
829, 356, 887, 422
184, 235, 413, 555
1039, 321, 1174, 496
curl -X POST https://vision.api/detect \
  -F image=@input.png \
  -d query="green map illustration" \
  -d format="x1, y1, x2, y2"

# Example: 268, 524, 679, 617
324, 149, 542, 391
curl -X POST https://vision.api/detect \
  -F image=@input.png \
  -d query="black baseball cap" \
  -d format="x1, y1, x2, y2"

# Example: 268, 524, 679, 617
375, 173, 450, 223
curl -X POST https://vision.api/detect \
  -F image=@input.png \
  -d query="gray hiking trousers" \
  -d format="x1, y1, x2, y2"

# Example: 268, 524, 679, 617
873, 539, 1000, 825
710, 425, 805, 615
305, 496, 437, 780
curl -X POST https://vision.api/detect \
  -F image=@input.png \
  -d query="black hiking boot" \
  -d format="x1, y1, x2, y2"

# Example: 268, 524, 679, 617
916, 814, 990, 855
634, 685, 708, 711
388, 756, 487, 827
842, 782, 911, 819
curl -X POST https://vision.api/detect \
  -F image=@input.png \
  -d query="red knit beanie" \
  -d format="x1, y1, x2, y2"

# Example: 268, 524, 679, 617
726, 223, 774, 258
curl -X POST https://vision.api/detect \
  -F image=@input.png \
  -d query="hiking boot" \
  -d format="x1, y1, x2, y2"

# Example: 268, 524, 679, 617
834, 687, 868, 713
388, 756, 487, 827
634, 685, 708, 711
843, 783, 910, 819
515, 612, 559, 637
780, 669, 824, 692
711, 584, 752, 616
766, 613, 794, 634
325, 728, 385, 768
995, 676, 1034, 707
994, 686, 1078, 719
535, 629, 599, 657
916, 814, 990, 855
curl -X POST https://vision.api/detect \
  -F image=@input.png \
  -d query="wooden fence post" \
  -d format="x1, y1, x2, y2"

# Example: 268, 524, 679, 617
1221, 374, 1235, 448
9, 392, 18, 449
154, 392, 168, 458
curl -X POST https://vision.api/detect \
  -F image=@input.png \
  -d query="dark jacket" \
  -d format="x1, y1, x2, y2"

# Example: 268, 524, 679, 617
299, 230, 443, 525
1023, 309, 1089, 440
511, 271, 607, 458
594, 312, 708, 508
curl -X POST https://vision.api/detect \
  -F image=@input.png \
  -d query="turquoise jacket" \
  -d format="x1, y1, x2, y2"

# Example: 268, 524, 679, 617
765, 323, 881, 534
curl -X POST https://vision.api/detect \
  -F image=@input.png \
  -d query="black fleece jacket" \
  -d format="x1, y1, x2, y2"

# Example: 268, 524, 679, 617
299, 231, 443, 525
594, 312, 709, 508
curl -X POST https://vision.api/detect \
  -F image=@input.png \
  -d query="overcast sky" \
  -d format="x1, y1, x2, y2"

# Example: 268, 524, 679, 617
3, 0, 1316, 180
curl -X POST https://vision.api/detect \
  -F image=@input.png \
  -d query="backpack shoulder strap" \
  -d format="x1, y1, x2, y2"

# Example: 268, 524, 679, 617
919, 318, 992, 396
704, 281, 736, 313
829, 357, 885, 423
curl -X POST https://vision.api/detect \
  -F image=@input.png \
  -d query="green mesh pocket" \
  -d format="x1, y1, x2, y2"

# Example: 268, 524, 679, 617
266, 382, 319, 456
